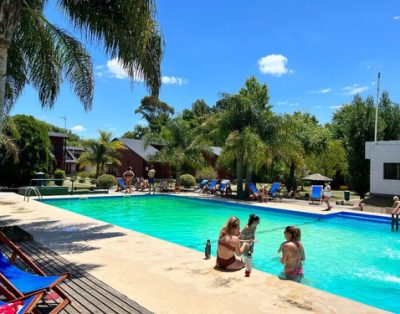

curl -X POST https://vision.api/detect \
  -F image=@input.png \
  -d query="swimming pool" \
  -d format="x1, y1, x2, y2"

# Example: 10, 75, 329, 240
42, 195, 400, 313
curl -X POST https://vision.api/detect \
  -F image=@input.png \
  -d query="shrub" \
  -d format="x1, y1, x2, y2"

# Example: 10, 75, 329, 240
90, 179, 97, 185
77, 171, 89, 179
54, 169, 65, 186
195, 166, 217, 182
79, 179, 85, 183
88, 171, 97, 179
97, 174, 116, 189
180, 174, 196, 188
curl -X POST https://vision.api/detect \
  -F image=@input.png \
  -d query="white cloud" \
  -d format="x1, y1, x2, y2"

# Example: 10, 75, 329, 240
161, 76, 188, 86
394, 16, 400, 20
258, 54, 292, 76
107, 59, 130, 79
329, 105, 343, 109
310, 88, 331, 94
276, 101, 299, 107
341, 84, 368, 95
70, 125, 87, 133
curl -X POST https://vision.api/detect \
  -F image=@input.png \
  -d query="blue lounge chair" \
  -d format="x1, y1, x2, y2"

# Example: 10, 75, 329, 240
203, 180, 217, 194
216, 180, 232, 196
268, 182, 280, 199
310, 185, 323, 204
0, 231, 70, 313
195, 179, 209, 192
117, 177, 127, 191
249, 183, 267, 201
0, 291, 45, 314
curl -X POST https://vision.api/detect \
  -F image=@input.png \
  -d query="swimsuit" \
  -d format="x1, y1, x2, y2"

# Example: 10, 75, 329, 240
216, 238, 237, 269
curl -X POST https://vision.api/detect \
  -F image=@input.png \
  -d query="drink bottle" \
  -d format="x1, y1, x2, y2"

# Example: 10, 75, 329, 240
245, 251, 252, 277
205, 240, 211, 259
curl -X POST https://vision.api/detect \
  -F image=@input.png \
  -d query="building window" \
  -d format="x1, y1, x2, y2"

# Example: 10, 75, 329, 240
384, 163, 400, 180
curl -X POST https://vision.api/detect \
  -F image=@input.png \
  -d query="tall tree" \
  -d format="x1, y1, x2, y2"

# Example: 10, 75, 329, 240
135, 96, 175, 133
331, 95, 375, 198
0, 0, 163, 132
379, 91, 400, 141
78, 131, 125, 178
276, 112, 329, 190
0, 115, 53, 186
146, 117, 209, 186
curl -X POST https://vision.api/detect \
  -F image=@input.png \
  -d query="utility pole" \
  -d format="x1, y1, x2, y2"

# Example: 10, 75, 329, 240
374, 72, 380, 142
59, 116, 67, 130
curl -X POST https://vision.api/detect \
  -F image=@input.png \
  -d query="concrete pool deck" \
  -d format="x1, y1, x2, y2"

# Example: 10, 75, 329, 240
0, 192, 388, 314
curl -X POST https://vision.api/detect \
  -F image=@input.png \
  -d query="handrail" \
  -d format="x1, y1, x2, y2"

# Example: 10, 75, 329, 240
23, 187, 43, 202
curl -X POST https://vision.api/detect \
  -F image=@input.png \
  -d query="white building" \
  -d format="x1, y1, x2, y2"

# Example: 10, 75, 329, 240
365, 140, 400, 196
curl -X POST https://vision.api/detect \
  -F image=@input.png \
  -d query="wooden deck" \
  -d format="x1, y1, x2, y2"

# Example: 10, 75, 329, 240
1, 239, 152, 314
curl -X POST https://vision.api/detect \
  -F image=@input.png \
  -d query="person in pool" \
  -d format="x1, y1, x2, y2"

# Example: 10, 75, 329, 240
279, 226, 305, 282
241, 214, 260, 256
216, 217, 249, 270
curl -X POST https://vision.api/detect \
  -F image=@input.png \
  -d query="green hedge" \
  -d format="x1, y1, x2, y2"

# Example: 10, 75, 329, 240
54, 169, 65, 186
97, 174, 116, 189
180, 174, 196, 188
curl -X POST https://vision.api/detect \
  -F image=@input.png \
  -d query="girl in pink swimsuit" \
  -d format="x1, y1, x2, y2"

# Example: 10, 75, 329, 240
279, 226, 305, 282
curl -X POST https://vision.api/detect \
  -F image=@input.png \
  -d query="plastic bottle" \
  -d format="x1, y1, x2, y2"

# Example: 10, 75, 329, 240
205, 239, 211, 259
245, 251, 252, 277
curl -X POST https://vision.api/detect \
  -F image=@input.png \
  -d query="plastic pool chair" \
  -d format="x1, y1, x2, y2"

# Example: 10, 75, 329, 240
0, 231, 70, 313
216, 180, 231, 196
268, 182, 280, 199
195, 179, 209, 192
204, 180, 217, 194
116, 177, 127, 191
249, 183, 267, 201
0, 290, 45, 314
310, 185, 323, 204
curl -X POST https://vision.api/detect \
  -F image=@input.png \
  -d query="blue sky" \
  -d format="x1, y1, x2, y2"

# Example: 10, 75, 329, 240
11, 0, 400, 139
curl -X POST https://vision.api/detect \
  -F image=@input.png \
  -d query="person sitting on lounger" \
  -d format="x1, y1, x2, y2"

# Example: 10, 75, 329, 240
216, 217, 249, 270
279, 226, 305, 282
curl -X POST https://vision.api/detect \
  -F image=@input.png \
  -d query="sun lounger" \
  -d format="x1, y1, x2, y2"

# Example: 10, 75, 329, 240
0, 290, 45, 314
0, 231, 70, 313
216, 180, 232, 196
310, 185, 323, 204
203, 180, 217, 194
249, 183, 267, 201
194, 179, 209, 192
158, 180, 170, 192
116, 177, 127, 192
268, 182, 280, 199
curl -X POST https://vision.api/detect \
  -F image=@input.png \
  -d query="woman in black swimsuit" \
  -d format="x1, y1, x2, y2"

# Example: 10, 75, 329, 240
216, 217, 249, 270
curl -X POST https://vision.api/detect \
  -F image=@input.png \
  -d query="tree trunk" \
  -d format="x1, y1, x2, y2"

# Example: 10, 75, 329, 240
244, 164, 253, 199
0, 1, 22, 132
236, 155, 244, 199
175, 168, 181, 186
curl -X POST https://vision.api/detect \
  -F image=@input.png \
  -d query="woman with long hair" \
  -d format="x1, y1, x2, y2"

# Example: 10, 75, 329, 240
216, 217, 249, 270
279, 226, 305, 282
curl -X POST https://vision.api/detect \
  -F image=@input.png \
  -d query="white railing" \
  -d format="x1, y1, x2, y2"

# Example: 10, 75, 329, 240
23, 187, 43, 202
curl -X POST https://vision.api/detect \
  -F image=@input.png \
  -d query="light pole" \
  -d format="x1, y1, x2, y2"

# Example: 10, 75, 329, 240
374, 72, 381, 142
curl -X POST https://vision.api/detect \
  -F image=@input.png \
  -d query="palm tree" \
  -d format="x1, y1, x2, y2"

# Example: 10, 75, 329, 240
0, 0, 162, 132
78, 131, 125, 178
146, 117, 210, 186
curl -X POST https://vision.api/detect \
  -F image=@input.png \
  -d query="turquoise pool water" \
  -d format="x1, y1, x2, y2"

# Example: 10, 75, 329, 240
42, 195, 400, 313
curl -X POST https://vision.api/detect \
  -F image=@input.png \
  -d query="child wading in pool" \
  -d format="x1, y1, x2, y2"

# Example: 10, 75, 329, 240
240, 214, 260, 256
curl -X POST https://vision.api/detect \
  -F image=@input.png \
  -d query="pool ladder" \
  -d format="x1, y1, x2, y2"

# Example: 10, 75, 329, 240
24, 187, 43, 202
391, 214, 399, 231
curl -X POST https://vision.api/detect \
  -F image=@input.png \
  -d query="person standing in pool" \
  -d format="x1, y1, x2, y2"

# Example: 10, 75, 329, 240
123, 166, 135, 194
241, 214, 260, 256
216, 217, 249, 270
147, 165, 156, 194
280, 226, 305, 282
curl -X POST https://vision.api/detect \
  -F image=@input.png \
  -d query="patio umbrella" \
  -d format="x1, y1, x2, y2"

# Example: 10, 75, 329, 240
302, 173, 332, 182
